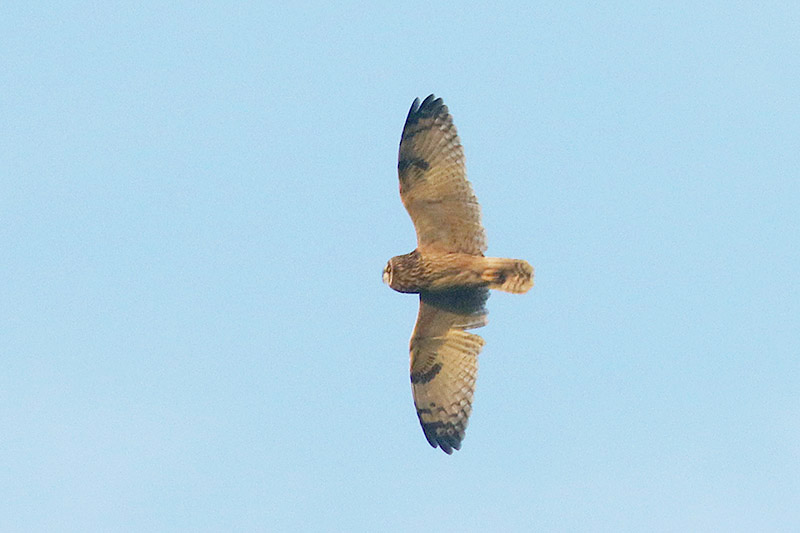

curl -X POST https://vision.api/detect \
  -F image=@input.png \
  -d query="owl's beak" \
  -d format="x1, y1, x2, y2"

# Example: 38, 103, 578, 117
382, 266, 390, 285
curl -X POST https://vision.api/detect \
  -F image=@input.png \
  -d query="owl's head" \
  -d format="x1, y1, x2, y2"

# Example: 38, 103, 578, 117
383, 252, 422, 293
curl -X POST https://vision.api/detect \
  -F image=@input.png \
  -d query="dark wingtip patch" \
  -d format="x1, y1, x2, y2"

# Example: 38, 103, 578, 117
405, 94, 447, 126
417, 94, 445, 117
420, 93, 436, 108
419, 419, 465, 455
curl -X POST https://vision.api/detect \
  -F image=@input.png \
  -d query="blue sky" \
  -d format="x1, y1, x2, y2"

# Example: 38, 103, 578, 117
2, 2, 798, 531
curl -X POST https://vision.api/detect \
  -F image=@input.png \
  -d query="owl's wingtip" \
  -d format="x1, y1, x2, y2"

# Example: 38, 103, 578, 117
405, 94, 447, 125
420, 420, 465, 455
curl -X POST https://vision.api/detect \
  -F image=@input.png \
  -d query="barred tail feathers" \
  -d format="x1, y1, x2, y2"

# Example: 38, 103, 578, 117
481, 257, 534, 294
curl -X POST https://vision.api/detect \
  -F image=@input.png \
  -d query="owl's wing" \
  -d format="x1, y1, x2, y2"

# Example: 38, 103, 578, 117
409, 288, 489, 454
398, 95, 487, 255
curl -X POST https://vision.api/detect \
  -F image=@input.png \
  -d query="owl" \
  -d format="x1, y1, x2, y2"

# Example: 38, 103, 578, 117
383, 95, 534, 454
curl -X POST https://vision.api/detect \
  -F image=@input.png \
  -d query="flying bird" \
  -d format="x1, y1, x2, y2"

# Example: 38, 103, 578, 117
383, 94, 534, 454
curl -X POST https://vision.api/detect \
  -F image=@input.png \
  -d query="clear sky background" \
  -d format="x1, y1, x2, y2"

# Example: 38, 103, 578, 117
2, 2, 798, 531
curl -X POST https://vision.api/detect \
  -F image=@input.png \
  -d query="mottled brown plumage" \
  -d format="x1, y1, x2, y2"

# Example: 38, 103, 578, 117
383, 95, 534, 454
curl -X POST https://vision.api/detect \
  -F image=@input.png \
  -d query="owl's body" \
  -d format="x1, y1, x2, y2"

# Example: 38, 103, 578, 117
384, 94, 533, 454
384, 250, 533, 295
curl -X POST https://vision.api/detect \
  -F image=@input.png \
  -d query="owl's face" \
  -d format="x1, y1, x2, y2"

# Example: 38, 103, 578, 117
382, 260, 393, 286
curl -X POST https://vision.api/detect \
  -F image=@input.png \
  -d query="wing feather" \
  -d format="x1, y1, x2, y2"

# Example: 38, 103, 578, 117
398, 95, 487, 255
409, 288, 488, 454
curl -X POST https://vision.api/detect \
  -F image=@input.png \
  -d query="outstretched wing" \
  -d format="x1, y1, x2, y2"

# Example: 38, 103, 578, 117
410, 288, 489, 454
398, 95, 487, 255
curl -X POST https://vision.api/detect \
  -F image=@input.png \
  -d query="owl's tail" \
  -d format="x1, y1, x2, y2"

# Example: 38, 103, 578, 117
481, 258, 534, 294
